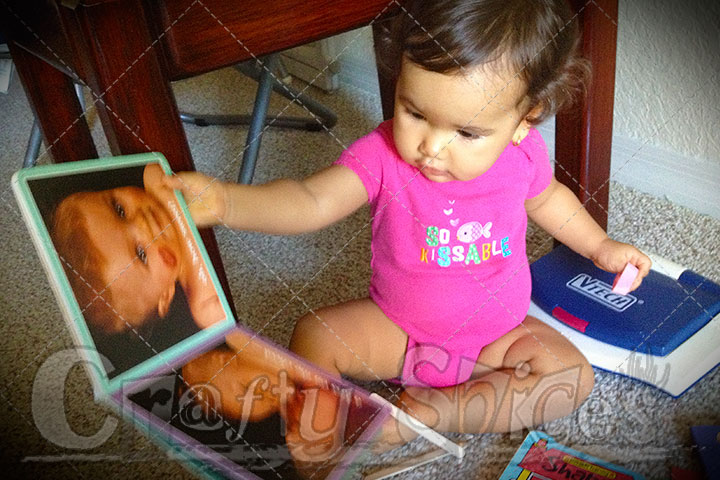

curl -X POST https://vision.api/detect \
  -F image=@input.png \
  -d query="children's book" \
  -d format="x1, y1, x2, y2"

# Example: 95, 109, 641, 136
12, 153, 391, 479
12, 153, 237, 398
499, 431, 645, 480
115, 327, 390, 480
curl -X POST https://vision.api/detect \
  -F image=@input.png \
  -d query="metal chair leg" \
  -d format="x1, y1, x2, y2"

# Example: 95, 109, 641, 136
180, 54, 337, 133
238, 55, 277, 184
23, 119, 42, 168
74, 82, 86, 111
179, 53, 338, 184
234, 58, 337, 130
23, 82, 86, 168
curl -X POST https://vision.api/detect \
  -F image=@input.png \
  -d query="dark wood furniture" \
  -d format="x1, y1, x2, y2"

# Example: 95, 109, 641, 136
2, 0, 399, 306
557, 0, 618, 230
2, 0, 618, 292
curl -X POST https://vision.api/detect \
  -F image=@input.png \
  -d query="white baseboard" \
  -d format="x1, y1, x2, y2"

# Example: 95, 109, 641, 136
610, 138, 720, 220
282, 41, 340, 93
537, 122, 720, 220
337, 57, 381, 96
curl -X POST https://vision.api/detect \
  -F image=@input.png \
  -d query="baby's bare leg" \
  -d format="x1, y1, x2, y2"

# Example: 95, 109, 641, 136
289, 298, 408, 381
290, 300, 426, 455
291, 307, 594, 452
394, 316, 595, 436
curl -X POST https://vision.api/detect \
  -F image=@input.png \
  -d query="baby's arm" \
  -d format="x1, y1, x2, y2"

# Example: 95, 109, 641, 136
165, 165, 368, 235
526, 178, 651, 291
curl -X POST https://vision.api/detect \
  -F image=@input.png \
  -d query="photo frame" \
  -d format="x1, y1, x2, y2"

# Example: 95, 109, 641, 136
113, 327, 389, 479
12, 153, 236, 398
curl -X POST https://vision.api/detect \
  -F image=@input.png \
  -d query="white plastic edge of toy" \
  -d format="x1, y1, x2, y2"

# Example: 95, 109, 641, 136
364, 446, 458, 480
528, 302, 720, 397
370, 393, 465, 459
647, 253, 686, 280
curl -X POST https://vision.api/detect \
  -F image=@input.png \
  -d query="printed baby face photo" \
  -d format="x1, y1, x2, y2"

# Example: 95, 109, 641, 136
28, 161, 228, 380
125, 330, 387, 480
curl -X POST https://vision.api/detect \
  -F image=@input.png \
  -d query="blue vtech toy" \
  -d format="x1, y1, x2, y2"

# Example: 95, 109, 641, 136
528, 245, 720, 397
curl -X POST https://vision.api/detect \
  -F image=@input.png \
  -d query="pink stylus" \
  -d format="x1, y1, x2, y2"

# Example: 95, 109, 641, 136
612, 263, 639, 295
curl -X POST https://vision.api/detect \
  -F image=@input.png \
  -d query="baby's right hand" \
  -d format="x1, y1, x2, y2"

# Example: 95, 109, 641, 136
163, 172, 227, 228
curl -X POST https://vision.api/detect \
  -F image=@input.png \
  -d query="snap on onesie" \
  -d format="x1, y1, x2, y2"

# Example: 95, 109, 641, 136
335, 121, 552, 387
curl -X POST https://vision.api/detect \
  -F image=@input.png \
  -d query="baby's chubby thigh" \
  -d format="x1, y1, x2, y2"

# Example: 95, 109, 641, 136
470, 315, 595, 404
289, 298, 408, 381
473, 316, 585, 371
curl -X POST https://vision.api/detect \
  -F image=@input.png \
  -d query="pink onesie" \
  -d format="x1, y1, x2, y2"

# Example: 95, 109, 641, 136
335, 120, 552, 387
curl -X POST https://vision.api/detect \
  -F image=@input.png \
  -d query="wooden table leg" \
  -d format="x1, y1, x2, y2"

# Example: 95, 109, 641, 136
58, 1, 193, 164
373, 19, 397, 121
8, 42, 98, 163
56, 1, 236, 314
555, 0, 618, 231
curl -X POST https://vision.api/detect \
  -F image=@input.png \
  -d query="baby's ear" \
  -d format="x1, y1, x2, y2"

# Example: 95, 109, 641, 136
157, 284, 176, 318
524, 103, 544, 125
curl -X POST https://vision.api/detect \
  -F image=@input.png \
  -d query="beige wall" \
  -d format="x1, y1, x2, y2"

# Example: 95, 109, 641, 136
614, 0, 720, 164
608, 0, 720, 217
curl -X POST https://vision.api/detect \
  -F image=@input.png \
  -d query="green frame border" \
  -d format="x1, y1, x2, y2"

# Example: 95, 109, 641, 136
11, 153, 236, 400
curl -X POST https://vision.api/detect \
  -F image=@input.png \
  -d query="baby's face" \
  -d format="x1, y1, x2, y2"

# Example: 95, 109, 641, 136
182, 347, 286, 423
78, 184, 182, 330
393, 58, 530, 182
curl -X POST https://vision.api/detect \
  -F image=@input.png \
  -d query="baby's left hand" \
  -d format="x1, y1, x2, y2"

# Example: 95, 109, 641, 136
590, 238, 652, 293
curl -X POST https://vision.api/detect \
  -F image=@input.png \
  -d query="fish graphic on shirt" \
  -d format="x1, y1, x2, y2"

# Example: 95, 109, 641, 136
457, 221, 492, 243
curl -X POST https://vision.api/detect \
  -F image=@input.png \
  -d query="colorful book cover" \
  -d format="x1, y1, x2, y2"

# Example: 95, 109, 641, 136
499, 431, 645, 480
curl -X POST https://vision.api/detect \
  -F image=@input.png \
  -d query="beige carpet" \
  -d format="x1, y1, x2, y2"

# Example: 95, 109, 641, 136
1, 64, 719, 479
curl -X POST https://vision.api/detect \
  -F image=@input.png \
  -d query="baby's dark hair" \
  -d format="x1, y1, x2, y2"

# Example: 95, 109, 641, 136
380, 0, 591, 123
